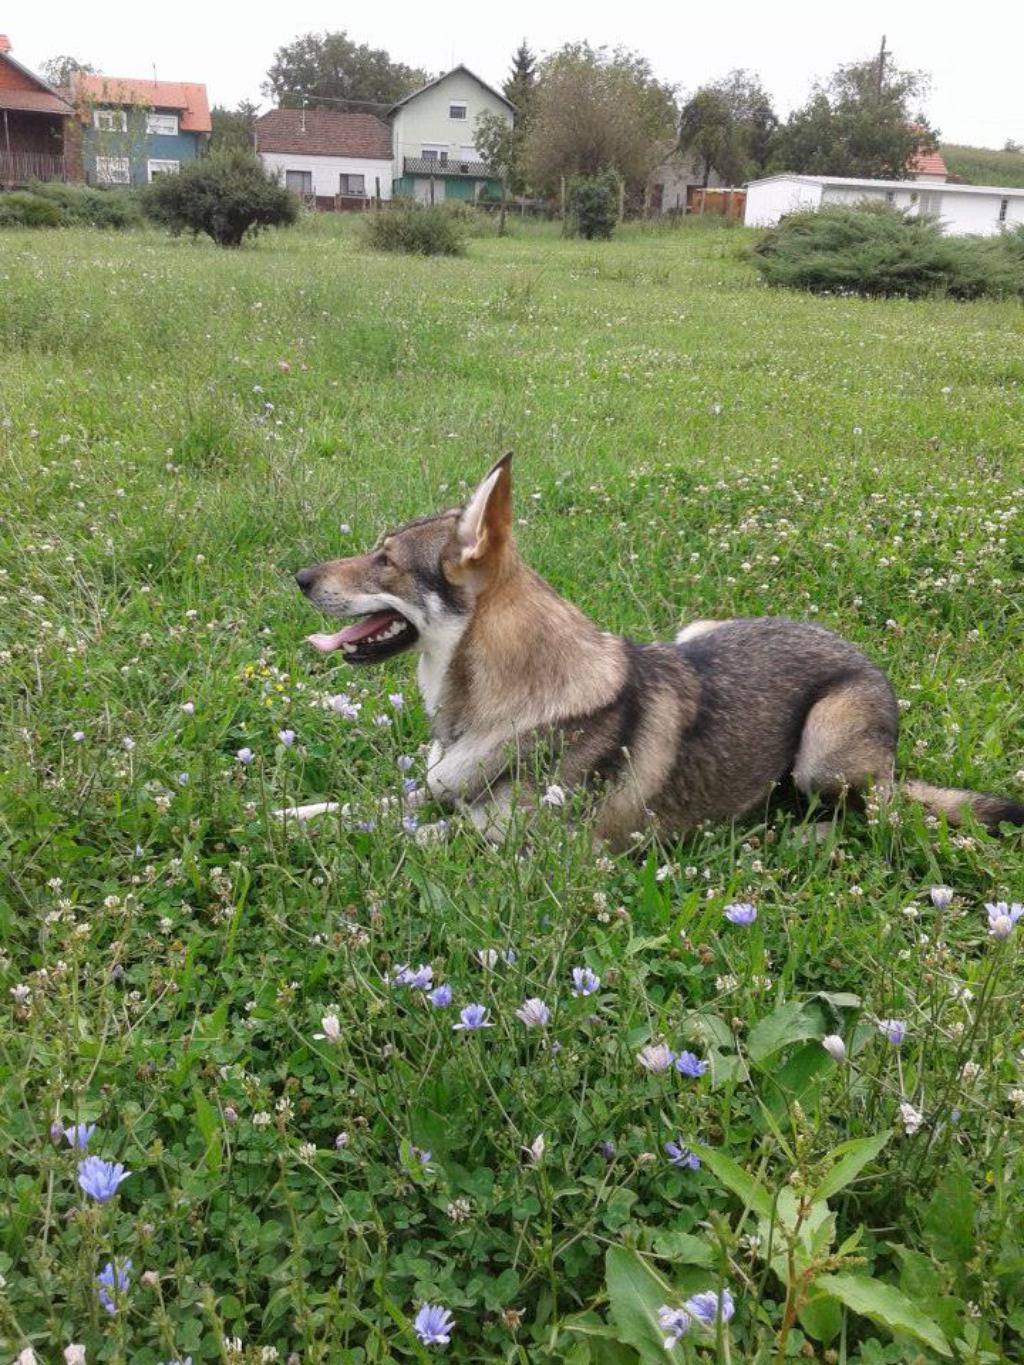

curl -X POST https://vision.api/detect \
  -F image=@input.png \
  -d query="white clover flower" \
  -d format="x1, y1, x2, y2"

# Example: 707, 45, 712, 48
637, 1042, 675, 1073
541, 784, 566, 807
899, 1101, 923, 1135
314, 1013, 341, 1044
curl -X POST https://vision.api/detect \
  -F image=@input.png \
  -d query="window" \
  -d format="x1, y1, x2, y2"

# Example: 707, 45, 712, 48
421, 147, 448, 165
449, 102, 467, 120
285, 170, 313, 195
339, 173, 365, 196
885, 190, 896, 204
999, 197, 1009, 222
148, 159, 180, 180
95, 156, 131, 184
460, 146, 477, 163
146, 112, 179, 137
93, 109, 127, 132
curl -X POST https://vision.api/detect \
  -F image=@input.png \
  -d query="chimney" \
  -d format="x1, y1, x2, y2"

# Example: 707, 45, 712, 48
0, 36, 12, 54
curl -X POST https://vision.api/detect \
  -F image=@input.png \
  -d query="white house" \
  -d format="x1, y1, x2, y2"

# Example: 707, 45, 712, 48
389, 66, 514, 203
744, 173, 1024, 236
255, 109, 394, 205
255, 66, 514, 209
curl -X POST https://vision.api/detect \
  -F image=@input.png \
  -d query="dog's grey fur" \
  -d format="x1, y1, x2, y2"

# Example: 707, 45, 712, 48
293, 455, 1024, 844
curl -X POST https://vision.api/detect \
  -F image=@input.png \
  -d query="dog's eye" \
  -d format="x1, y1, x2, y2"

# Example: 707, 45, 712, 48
375, 551, 392, 570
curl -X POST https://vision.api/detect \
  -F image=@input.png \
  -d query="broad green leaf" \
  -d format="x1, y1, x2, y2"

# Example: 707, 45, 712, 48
650, 1230, 715, 1266
605, 1245, 678, 1363
923, 1169, 975, 1265
799, 1288, 843, 1343
192, 1086, 222, 1174
748, 1002, 823, 1065
681, 1011, 735, 1051
687, 1141, 774, 1219
812, 1131, 890, 1202
814, 1274, 952, 1357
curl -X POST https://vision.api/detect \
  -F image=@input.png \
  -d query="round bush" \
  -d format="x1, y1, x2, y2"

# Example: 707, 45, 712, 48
142, 151, 298, 248
363, 204, 467, 257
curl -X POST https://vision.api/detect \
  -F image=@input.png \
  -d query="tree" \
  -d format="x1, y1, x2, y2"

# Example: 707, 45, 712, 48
568, 171, 619, 239
474, 111, 518, 233
773, 52, 937, 179
211, 101, 259, 154
503, 41, 537, 126
677, 89, 744, 187
263, 31, 427, 110
141, 150, 298, 248
522, 43, 677, 202
711, 69, 778, 174
39, 55, 95, 89
1004, 138, 1022, 155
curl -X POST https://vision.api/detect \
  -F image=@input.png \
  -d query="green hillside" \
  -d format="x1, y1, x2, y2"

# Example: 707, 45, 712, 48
942, 142, 1024, 186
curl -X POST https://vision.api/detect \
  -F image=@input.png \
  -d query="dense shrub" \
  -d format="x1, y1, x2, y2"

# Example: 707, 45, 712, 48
0, 191, 63, 227
753, 203, 1024, 299
363, 203, 466, 256
29, 181, 142, 228
141, 151, 298, 248
568, 171, 620, 241
0, 183, 143, 230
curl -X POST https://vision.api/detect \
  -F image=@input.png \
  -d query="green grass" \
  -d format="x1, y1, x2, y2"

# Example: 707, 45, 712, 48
1, 214, 1023, 1364
942, 142, 1024, 187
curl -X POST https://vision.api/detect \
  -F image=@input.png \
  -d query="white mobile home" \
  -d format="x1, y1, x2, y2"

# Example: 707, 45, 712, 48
744, 174, 1024, 236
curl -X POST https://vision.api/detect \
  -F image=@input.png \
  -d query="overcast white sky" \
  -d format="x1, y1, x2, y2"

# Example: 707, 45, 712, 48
10, 0, 1023, 148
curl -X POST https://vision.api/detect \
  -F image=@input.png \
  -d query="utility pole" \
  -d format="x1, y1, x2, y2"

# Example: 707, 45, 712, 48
877, 35, 887, 98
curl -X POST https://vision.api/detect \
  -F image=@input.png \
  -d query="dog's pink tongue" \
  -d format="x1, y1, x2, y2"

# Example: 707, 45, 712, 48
307, 611, 400, 653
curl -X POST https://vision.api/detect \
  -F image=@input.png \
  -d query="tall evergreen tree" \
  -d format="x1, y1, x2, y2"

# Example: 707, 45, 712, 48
503, 41, 537, 125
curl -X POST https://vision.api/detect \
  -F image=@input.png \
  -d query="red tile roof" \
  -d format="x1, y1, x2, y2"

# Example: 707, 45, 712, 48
0, 36, 11, 53
0, 86, 73, 115
909, 146, 948, 177
255, 108, 392, 159
72, 73, 211, 132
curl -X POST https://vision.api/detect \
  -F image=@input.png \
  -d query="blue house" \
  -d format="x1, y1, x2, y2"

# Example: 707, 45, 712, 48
72, 72, 210, 186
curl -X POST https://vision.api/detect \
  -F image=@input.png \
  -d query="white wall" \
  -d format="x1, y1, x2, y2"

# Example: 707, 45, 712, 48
938, 191, 1018, 236
391, 70, 511, 170
259, 152, 393, 199
744, 178, 822, 227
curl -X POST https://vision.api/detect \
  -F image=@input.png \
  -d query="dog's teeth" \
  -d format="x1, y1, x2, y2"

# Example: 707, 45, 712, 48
341, 642, 355, 653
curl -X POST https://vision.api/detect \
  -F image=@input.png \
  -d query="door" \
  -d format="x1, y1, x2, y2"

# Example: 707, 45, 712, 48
414, 177, 445, 204
286, 170, 312, 197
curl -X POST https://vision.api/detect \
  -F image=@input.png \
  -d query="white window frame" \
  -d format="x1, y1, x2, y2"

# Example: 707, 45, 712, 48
339, 173, 366, 196
93, 109, 128, 133
421, 146, 449, 166
285, 169, 313, 196
95, 156, 131, 184
449, 101, 467, 120
148, 159, 180, 181
146, 112, 179, 137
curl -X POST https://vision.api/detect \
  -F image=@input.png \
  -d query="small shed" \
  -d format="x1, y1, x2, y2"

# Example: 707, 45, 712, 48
744, 173, 1024, 236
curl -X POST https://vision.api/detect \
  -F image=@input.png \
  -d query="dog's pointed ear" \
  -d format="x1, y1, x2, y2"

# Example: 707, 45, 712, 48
457, 452, 513, 564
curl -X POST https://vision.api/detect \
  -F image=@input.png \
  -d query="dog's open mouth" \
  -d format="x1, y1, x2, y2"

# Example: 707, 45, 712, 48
307, 609, 419, 664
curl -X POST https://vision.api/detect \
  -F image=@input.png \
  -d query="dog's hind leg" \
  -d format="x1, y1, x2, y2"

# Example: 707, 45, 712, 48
792, 679, 898, 803
273, 801, 341, 822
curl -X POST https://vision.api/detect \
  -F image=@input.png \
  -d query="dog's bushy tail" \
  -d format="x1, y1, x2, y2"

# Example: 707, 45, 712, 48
902, 779, 1024, 832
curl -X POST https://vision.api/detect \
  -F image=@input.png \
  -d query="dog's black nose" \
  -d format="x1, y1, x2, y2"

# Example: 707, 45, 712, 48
294, 566, 318, 594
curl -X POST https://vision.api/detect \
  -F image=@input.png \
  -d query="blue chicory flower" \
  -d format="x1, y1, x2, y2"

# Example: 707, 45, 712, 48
453, 1003, 492, 1031
675, 1050, 709, 1078
985, 901, 1023, 940
428, 984, 453, 1008
571, 966, 600, 997
877, 1018, 907, 1046
278, 729, 296, 747
78, 1156, 131, 1203
414, 1303, 455, 1346
684, 1288, 736, 1326
723, 902, 757, 925
97, 1259, 132, 1314
64, 1122, 96, 1150
664, 1140, 700, 1170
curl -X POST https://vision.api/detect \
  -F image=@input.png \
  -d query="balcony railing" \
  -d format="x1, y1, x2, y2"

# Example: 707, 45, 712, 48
403, 157, 492, 178
0, 150, 70, 186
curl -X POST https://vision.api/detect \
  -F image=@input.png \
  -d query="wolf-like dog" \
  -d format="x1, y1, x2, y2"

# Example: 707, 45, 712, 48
292, 454, 1023, 846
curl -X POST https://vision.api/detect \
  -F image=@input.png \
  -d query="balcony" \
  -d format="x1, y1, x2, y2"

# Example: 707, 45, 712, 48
403, 156, 492, 178
0, 150, 70, 186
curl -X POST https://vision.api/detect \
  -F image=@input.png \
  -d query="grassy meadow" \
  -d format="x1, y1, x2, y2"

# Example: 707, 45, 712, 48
1, 212, 1023, 1363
